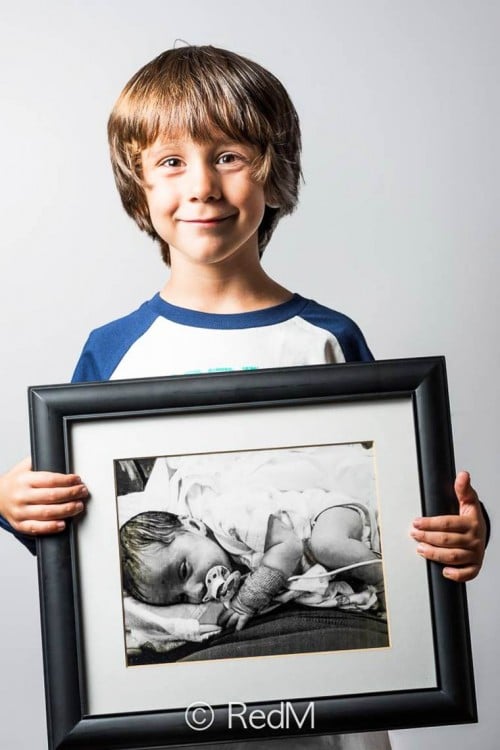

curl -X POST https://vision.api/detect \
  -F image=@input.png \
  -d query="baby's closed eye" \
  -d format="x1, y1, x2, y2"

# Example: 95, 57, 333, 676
179, 560, 188, 580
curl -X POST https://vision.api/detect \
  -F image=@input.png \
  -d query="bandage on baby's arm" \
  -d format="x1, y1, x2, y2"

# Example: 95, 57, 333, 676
230, 565, 287, 615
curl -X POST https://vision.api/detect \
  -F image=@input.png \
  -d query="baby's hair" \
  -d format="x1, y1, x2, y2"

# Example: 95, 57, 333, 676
108, 45, 302, 264
119, 510, 183, 603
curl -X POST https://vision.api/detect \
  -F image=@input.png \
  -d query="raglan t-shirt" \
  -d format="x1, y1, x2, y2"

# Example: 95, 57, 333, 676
71, 293, 373, 381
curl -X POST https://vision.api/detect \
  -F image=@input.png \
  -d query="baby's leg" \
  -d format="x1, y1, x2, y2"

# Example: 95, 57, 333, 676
309, 506, 383, 585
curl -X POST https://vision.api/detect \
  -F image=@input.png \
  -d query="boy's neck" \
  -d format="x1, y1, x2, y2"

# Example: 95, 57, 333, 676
160, 251, 292, 314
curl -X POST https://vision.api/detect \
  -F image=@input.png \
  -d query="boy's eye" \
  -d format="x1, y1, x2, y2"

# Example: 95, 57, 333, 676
217, 153, 240, 165
161, 157, 183, 168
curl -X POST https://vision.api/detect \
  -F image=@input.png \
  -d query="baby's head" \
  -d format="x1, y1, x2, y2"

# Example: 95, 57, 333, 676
108, 45, 302, 264
119, 511, 233, 605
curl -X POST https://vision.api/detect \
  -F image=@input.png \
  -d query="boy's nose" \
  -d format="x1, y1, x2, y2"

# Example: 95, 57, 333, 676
188, 164, 221, 203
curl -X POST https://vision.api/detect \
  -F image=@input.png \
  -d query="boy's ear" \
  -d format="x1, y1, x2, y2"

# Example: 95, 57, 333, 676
180, 516, 208, 536
265, 196, 281, 209
264, 184, 280, 209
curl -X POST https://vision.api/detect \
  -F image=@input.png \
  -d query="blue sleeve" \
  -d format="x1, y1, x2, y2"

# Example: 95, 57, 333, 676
0, 512, 36, 555
299, 300, 374, 362
71, 301, 158, 383
71, 334, 103, 382
337, 318, 374, 362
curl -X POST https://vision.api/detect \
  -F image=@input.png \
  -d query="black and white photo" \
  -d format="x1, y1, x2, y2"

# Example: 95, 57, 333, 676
115, 443, 388, 665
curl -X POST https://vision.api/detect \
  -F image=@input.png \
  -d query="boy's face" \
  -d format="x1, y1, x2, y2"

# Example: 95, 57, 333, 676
139, 529, 233, 606
141, 136, 266, 268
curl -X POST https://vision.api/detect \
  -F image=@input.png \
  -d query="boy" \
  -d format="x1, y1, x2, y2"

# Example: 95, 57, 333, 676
0, 45, 488, 750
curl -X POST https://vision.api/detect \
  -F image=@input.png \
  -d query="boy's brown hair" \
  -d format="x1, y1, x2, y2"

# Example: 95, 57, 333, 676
108, 45, 302, 265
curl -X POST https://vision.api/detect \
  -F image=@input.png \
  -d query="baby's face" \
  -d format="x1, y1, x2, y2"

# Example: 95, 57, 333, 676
139, 530, 233, 606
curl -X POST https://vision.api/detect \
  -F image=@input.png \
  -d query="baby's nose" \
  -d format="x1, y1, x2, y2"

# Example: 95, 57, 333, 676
188, 581, 206, 603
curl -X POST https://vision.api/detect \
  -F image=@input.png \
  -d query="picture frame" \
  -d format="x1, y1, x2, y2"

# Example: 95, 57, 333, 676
29, 358, 477, 749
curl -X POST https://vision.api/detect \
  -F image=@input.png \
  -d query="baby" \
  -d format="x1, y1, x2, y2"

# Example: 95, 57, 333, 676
120, 497, 384, 631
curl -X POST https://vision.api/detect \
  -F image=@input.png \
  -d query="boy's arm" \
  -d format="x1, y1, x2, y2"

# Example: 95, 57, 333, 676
0, 326, 116, 553
219, 515, 302, 631
410, 471, 488, 581
0, 457, 89, 554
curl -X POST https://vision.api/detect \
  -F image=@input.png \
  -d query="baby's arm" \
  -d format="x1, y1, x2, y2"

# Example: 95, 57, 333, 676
260, 513, 304, 577
310, 506, 383, 586
0, 457, 88, 547
219, 514, 302, 630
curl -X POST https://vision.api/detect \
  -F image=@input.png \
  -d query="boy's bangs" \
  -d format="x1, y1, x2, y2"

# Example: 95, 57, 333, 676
138, 71, 269, 150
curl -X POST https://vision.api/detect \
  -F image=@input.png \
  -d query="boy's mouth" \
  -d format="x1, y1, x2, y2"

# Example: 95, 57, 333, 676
181, 214, 235, 225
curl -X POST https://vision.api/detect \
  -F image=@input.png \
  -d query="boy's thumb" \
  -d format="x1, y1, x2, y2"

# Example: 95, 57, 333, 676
454, 471, 479, 512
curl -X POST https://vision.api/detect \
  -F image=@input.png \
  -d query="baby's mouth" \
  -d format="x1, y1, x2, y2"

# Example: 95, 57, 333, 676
203, 565, 241, 602
203, 565, 229, 601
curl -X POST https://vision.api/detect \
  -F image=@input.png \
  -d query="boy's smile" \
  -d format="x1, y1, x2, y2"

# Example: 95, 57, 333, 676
141, 137, 266, 268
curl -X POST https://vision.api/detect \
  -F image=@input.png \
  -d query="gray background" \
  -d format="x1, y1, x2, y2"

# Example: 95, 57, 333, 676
0, 1, 498, 748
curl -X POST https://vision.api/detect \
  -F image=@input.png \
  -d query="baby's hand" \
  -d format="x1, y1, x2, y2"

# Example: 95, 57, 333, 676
0, 457, 89, 537
410, 471, 486, 582
217, 603, 252, 632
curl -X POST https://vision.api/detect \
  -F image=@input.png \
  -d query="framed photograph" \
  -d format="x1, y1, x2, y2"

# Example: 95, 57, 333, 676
29, 358, 476, 749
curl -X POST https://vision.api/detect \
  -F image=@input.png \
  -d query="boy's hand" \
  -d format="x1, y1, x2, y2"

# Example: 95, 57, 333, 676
410, 471, 487, 582
0, 457, 89, 536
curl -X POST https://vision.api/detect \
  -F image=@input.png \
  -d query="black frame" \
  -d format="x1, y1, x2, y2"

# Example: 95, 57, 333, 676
29, 358, 477, 749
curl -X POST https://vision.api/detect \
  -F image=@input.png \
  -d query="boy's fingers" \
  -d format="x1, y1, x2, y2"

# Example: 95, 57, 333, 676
26, 484, 89, 505
410, 528, 472, 548
29, 472, 85, 489
442, 565, 480, 582
413, 472, 483, 533
17, 519, 67, 536
412, 515, 472, 534
455, 472, 484, 522
416, 543, 476, 566
454, 471, 477, 506
11, 502, 85, 534
25, 500, 86, 521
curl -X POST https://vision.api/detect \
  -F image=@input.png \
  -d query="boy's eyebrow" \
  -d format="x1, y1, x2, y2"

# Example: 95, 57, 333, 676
149, 140, 183, 152
146, 138, 252, 160
144, 141, 183, 160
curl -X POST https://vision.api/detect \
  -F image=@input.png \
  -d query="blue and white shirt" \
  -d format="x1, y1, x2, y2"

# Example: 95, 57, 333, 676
72, 293, 373, 381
